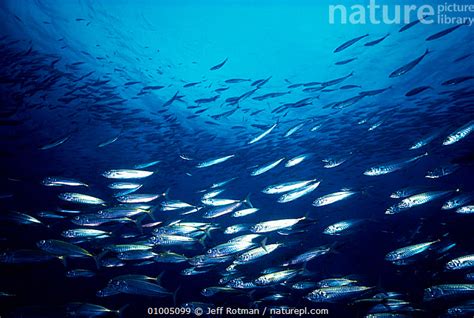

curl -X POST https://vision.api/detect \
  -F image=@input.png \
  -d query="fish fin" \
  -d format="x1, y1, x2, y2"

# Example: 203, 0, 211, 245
198, 236, 207, 249
58, 256, 67, 267
117, 304, 129, 318
156, 271, 165, 285
244, 193, 253, 208
162, 188, 170, 198
204, 228, 213, 239
328, 241, 346, 254
94, 250, 108, 270
300, 262, 314, 276
134, 215, 146, 233
260, 237, 268, 252
146, 208, 156, 221
248, 289, 256, 301
172, 286, 181, 306
302, 212, 317, 223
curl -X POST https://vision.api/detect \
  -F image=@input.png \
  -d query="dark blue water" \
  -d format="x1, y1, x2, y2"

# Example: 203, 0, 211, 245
0, 1, 474, 317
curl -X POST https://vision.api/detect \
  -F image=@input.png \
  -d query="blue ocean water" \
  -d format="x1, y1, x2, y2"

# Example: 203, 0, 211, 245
0, 0, 474, 317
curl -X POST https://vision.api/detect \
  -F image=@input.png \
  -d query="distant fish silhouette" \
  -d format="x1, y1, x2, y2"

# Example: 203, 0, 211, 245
334, 34, 369, 53
426, 23, 466, 41
389, 49, 430, 78
210, 58, 228, 71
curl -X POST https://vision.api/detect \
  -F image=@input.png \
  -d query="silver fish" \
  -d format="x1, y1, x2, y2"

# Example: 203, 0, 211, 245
196, 155, 235, 168
313, 190, 356, 207
254, 269, 299, 285
317, 278, 357, 288
97, 135, 119, 147
386, 190, 455, 214
457, 205, 474, 214
446, 254, 474, 271
284, 123, 305, 137
278, 180, 321, 203
263, 179, 317, 194
206, 240, 256, 258
61, 229, 110, 238
37, 239, 93, 258
306, 286, 373, 302
425, 164, 458, 178
116, 194, 161, 203
161, 200, 195, 211
424, 284, 474, 301
134, 160, 160, 169
149, 234, 197, 246
58, 193, 105, 205
322, 158, 347, 168
390, 186, 428, 199
234, 243, 282, 264
323, 219, 364, 235
283, 245, 331, 266
385, 240, 439, 262
102, 169, 153, 179
39, 135, 70, 150
285, 154, 308, 167
364, 153, 427, 176
42, 177, 88, 187
201, 189, 225, 200
442, 193, 472, 210
108, 182, 142, 190
224, 224, 250, 234
248, 123, 277, 144
232, 208, 260, 217
443, 120, 474, 145
251, 158, 285, 176
251, 217, 306, 233
409, 132, 439, 149
203, 199, 251, 218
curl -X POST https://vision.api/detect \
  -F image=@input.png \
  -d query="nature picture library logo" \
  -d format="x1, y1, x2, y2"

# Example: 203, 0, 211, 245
329, 0, 474, 25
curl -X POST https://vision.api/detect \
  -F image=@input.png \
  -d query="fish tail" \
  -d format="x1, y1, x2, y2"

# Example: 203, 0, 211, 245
172, 286, 181, 306
94, 250, 107, 270
58, 256, 67, 267
302, 212, 316, 223
134, 215, 146, 233
244, 193, 253, 208
300, 261, 313, 276
162, 188, 170, 198
260, 237, 268, 252
146, 208, 156, 221
117, 304, 129, 318
156, 271, 165, 284
248, 289, 257, 301
198, 235, 207, 249
204, 227, 213, 240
